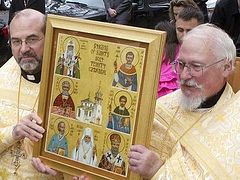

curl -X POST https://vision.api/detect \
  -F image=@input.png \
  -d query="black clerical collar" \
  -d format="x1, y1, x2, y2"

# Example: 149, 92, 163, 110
21, 69, 41, 83
199, 83, 226, 109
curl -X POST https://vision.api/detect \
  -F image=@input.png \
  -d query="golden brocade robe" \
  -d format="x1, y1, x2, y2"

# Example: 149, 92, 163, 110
0, 57, 58, 180
150, 84, 240, 179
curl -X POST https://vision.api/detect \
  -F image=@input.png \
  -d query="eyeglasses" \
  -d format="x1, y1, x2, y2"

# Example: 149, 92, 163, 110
171, 58, 225, 76
11, 36, 44, 48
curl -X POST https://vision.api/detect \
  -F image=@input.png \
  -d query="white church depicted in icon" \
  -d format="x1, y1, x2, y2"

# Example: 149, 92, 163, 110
76, 86, 103, 125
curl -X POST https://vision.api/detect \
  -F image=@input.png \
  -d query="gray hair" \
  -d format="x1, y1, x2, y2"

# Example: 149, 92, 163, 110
183, 23, 236, 67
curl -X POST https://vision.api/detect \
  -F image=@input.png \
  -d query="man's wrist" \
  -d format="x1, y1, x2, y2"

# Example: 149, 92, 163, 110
147, 159, 165, 180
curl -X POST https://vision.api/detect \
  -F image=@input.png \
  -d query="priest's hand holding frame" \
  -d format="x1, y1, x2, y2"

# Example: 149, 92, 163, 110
32, 157, 58, 176
12, 112, 45, 142
32, 157, 91, 179
128, 145, 164, 179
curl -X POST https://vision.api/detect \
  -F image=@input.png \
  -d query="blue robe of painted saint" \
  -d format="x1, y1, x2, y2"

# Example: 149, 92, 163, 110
47, 134, 69, 157
107, 106, 131, 134
112, 64, 137, 91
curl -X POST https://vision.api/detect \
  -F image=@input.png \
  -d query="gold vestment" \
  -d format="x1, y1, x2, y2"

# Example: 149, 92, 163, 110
0, 57, 58, 180
150, 85, 239, 179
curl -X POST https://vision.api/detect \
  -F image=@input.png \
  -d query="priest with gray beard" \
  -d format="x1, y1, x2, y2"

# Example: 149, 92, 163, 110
128, 24, 238, 179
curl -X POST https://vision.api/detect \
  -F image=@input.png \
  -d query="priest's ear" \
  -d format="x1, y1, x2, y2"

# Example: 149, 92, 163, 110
222, 59, 233, 77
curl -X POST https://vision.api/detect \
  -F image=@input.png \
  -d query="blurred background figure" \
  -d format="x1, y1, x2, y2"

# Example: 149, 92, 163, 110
0, 18, 11, 67
8, 0, 45, 24
155, 21, 180, 97
156, 6, 204, 98
193, 0, 208, 22
175, 6, 204, 44
210, 0, 240, 56
169, 0, 198, 23
169, 0, 208, 24
103, 0, 132, 25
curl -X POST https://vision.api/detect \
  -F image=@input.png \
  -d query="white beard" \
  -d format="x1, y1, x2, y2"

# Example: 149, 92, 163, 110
180, 93, 204, 111
179, 79, 206, 111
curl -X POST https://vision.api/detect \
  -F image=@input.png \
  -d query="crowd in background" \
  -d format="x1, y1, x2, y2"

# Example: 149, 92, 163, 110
0, 0, 239, 179
0, 0, 239, 97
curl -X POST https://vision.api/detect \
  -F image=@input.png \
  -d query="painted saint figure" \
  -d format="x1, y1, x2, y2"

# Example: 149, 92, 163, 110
52, 80, 75, 118
56, 40, 80, 78
112, 51, 137, 91
98, 133, 126, 175
107, 95, 131, 134
47, 121, 68, 156
71, 127, 97, 166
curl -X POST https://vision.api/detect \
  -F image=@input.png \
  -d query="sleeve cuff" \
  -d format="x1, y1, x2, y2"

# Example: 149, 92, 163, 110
2, 125, 18, 145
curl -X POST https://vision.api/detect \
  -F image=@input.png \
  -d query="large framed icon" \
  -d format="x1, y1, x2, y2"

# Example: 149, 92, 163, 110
33, 14, 166, 180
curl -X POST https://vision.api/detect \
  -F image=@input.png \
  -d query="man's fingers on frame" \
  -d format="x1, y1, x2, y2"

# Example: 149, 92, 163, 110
46, 166, 57, 176
128, 151, 142, 160
37, 160, 47, 173
24, 120, 45, 134
22, 113, 41, 126
79, 175, 90, 180
128, 158, 139, 167
33, 158, 57, 176
32, 158, 45, 172
30, 112, 42, 124
130, 144, 147, 153
20, 125, 43, 140
29, 122, 45, 134
128, 165, 141, 173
